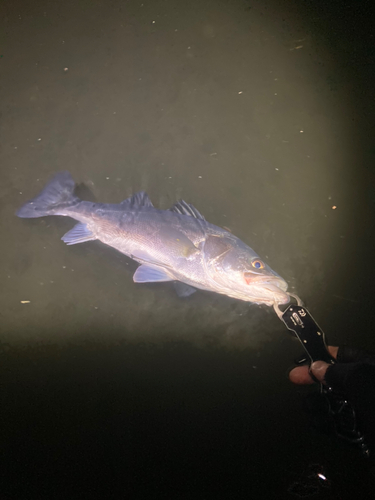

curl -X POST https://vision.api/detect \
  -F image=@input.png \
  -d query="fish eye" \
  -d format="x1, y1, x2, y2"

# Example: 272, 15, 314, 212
251, 259, 264, 269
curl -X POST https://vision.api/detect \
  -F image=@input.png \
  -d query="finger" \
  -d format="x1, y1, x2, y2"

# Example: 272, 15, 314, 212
289, 365, 315, 385
289, 347, 338, 385
310, 361, 330, 383
327, 346, 338, 359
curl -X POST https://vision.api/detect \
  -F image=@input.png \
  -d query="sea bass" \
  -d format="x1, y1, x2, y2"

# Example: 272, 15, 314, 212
16, 172, 289, 305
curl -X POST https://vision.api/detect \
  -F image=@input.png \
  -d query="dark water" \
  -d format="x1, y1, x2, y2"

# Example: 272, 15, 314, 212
1, 0, 375, 497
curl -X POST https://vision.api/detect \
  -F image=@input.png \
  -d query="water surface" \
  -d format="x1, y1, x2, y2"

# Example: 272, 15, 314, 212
1, 0, 374, 497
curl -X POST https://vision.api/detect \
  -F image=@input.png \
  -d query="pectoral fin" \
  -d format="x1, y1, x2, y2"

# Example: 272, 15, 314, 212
174, 282, 197, 297
133, 265, 173, 283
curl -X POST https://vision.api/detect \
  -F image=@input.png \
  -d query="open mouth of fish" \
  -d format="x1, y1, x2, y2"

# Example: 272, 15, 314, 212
244, 275, 289, 304
245, 274, 288, 290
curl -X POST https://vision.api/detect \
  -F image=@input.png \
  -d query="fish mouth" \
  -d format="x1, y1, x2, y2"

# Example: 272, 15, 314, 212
245, 274, 288, 290
261, 284, 290, 304
245, 275, 290, 304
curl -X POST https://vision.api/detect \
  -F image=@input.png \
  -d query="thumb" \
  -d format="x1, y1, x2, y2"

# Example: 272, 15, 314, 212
310, 361, 330, 384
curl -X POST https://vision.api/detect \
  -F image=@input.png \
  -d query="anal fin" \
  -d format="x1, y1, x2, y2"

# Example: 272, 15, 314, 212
61, 223, 96, 245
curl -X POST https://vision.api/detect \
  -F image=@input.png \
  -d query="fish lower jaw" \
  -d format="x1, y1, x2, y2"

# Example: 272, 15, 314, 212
216, 290, 286, 306
216, 285, 290, 306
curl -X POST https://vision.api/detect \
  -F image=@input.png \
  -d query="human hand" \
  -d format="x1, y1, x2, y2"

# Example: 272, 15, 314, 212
289, 346, 338, 385
289, 345, 375, 453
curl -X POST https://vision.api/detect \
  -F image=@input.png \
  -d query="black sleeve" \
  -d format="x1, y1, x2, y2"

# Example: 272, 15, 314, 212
325, 361, 375, 451
336, 345, 375, 364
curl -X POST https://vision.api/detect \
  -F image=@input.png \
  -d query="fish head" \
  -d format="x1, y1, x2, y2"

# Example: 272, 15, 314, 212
203, 235, 289, 306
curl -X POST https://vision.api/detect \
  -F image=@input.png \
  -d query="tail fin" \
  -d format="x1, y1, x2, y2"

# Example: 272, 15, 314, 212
16, 171, 79, 218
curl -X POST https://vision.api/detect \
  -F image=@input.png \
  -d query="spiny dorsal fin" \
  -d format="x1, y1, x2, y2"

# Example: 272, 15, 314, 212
120, 191, 154, 208
169, 200, 206, 221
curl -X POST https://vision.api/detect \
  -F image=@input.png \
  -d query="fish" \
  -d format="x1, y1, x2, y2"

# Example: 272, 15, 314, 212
16, 172, 289, 306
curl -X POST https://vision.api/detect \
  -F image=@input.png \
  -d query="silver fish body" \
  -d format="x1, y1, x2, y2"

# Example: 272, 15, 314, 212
16, 172, 289, 305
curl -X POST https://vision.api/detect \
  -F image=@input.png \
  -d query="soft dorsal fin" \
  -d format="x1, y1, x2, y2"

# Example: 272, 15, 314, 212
120, 191, 154, 208
169, 200, 206, 221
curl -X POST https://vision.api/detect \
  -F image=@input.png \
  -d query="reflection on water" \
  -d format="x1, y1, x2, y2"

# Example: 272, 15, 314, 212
1, 0, 374, 497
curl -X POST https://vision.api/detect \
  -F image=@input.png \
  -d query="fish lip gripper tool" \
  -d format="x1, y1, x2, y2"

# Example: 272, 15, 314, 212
274, 295, 370, 457
273, 294, 336, 365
